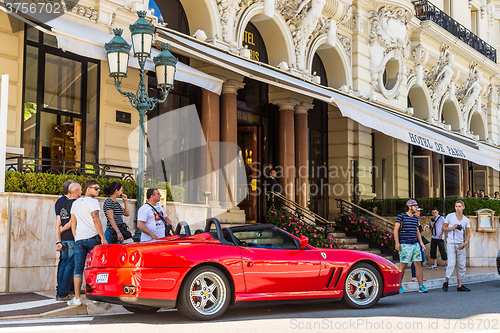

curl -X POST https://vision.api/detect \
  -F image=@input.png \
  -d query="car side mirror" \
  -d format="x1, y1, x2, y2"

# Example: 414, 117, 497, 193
299, 235, 309, 250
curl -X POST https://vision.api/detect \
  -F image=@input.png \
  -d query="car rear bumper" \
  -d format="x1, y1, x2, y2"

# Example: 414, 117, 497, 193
84, 267, 188, 303
86, 294, 176, 308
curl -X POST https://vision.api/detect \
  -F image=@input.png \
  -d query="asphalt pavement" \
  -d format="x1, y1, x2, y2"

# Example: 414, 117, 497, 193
0, 266, 498, 325
0, 279, 499, 333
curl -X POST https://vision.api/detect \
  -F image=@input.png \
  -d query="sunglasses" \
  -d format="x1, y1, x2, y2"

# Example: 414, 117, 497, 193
90, 187, 101, 191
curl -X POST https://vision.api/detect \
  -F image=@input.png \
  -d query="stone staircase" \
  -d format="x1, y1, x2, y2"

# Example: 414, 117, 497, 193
329, 229, 395, 262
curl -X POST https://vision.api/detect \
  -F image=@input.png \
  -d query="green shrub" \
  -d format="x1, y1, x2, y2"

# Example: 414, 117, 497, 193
336, 212, 396, 252
4, 171, 183, 202
265, 207, 342, 249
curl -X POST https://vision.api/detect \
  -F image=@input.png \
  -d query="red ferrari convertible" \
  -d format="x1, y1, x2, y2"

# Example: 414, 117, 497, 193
84, 219, 401, 320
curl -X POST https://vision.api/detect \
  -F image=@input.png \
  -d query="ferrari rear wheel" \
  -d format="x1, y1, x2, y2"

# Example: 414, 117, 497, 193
177, 266, 231, 320
122, 305, 160, 314
342, 263, 382, 309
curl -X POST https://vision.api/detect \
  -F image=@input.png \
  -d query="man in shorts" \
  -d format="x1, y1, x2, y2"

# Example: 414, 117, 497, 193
67, 180, 107, 306
394, 199, 427, 293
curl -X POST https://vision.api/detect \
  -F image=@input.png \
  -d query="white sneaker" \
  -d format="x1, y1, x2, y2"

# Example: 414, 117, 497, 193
67, 297, 82, 306
428, 264, 438, 270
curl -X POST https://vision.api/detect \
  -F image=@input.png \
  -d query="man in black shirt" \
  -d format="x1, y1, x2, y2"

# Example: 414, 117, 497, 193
264, 168, 282, 209
55, 183, 81, 301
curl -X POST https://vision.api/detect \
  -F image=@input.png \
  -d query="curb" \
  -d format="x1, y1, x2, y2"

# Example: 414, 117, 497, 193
401, 272, 500, 292
0, 299, 128, 321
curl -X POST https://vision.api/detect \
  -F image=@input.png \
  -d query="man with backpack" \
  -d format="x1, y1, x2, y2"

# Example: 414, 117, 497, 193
429, 207, 448, 269
394, 199, 428, 293
137, 188, 173, 241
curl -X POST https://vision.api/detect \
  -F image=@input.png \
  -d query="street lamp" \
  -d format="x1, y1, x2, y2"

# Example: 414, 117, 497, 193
105, 11, 178, 234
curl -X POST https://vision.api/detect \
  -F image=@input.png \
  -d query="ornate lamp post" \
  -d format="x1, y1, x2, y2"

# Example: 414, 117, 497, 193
105, 11, 178, 213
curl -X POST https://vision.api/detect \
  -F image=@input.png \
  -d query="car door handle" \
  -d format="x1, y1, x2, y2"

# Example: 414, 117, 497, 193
247, 261, 254, 267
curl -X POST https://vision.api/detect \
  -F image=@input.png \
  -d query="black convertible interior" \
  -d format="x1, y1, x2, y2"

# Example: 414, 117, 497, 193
173, 218, 300, 250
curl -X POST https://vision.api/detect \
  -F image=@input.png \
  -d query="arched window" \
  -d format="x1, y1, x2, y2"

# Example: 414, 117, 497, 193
242, 22, 268, 64
149, 0, 189, 35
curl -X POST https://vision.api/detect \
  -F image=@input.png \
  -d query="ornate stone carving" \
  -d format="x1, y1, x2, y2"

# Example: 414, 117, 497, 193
457, 62, 482, 117
337, 33, 351, 63
216, 0, 256, 47
425, 45, 455, 115
64, 0, 98, 22
412, 44, 426, 65
274, 0, 351, 70
368, 6, 410, 99
368, 6, 409, 55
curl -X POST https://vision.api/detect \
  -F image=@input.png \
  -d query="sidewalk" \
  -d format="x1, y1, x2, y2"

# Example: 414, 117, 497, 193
0, 291, 127, 321
401, 265, 500, 292
0, 266, 498, 321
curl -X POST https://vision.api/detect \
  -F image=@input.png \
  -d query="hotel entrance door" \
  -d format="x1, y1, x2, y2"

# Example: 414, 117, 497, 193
237, 127, 260, 222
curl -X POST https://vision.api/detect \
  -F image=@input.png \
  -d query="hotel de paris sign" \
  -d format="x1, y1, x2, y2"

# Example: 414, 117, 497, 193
408, 132, 467, 159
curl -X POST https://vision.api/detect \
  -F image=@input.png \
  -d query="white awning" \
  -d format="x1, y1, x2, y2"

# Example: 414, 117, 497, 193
0, 7, 223, 94
159, 28, 500, 171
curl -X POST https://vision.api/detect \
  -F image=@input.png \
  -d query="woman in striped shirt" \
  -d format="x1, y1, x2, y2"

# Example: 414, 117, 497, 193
103, 182, 130, 244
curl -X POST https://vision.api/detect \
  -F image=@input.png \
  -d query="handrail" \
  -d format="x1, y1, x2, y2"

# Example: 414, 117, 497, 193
336, 198, 395, 235
412, 0, 497, 62
266, 191, 335, 228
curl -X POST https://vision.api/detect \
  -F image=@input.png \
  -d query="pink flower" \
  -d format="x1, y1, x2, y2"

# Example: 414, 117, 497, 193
284, 228, 287, 231
281, 215, 284, 218
314, 234, 317, 238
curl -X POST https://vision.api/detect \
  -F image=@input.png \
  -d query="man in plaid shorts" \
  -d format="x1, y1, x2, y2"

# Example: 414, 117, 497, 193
394, 199, 428, 293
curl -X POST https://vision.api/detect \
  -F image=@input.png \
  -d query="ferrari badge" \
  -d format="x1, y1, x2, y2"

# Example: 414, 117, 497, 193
321, 252, 327, 259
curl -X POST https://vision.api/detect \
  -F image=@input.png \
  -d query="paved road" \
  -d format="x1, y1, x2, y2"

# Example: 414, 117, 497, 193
1, 280, 499, 333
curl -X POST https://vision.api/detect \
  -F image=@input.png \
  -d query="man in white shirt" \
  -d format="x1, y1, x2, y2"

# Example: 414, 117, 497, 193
137, 188, 173, 241
442, 200, 471, 292
67, 180, 107, 306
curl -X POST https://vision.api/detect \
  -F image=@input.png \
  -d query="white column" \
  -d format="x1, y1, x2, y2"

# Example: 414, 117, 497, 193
0, 75, 9, 193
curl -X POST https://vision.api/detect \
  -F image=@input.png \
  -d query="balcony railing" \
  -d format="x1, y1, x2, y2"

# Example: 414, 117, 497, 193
412, 0, 497, 63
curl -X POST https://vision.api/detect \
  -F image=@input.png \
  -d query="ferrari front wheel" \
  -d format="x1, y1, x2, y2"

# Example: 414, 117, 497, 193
342, 263, 382, 309
177, 266, 231, 320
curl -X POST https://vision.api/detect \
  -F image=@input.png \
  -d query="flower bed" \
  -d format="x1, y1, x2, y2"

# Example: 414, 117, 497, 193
266, 208, 343, 249
337, 212, 396, 251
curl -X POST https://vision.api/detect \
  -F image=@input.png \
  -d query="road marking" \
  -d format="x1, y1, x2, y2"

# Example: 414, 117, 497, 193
0, 300, 61, 312
0, 324, 89, 332
0, 317, 94, 325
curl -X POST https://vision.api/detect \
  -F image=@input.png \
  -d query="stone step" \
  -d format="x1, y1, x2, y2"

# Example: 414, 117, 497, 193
382, 255, 396, 262
328, 231, 346, 238
346, 243, 370, 250
361, 248, 382, 255
336, 237, 358, 244
220, 222, 248, 228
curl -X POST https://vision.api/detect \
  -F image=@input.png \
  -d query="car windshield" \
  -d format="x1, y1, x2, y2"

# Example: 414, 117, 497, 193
232, 228, 298, 250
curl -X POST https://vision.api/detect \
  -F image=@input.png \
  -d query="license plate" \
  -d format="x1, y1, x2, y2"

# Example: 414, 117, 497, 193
96, 273, 109, 283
